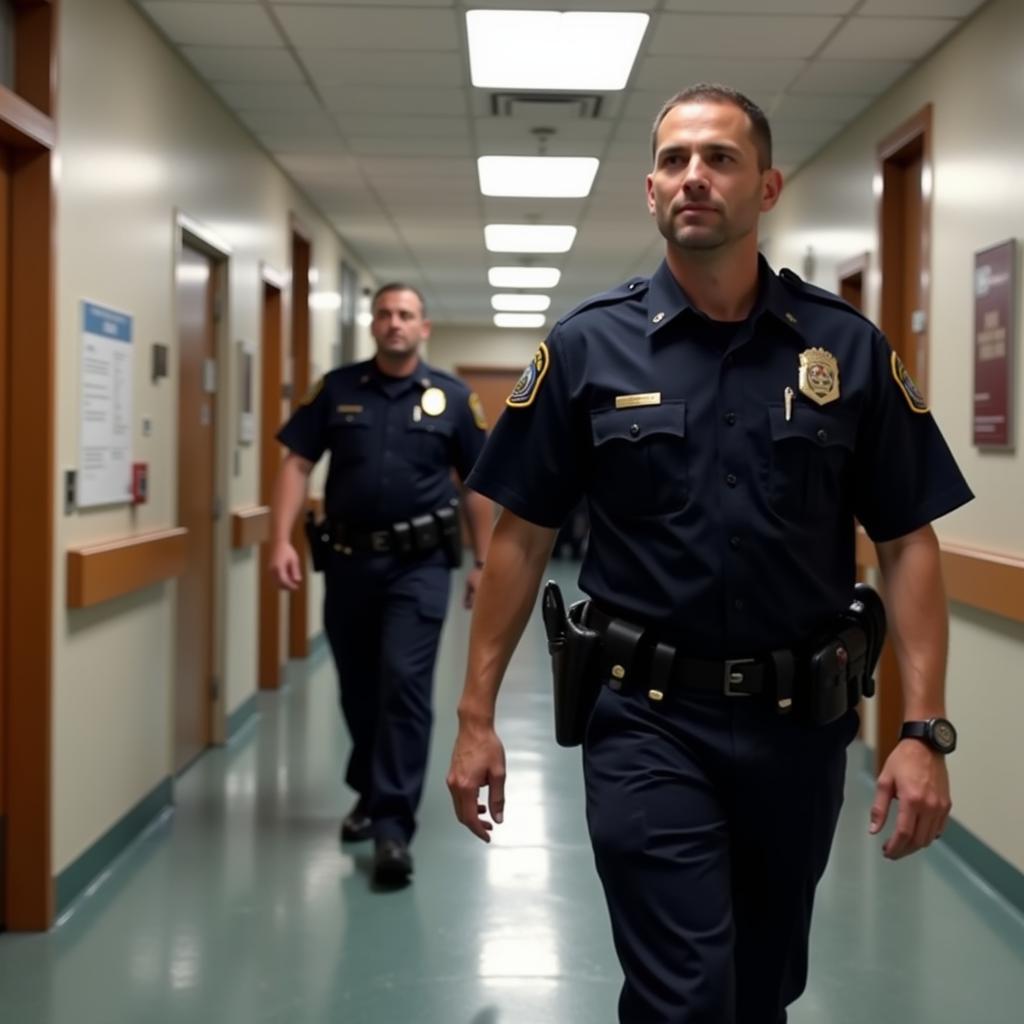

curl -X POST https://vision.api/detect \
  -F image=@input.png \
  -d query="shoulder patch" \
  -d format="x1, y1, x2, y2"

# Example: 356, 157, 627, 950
891, 352, 929, 413
300, 376, 324, 406
468, 392, 488, 430
506, 342, 550, 409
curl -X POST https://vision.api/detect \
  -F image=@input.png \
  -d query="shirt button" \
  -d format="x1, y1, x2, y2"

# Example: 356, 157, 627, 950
730, 536, 741, 549
733, 598, 745, 611
724, 412, 737, 426
725, 473, 737, 487
817, 428, 828, 443
630, 423, 640, 437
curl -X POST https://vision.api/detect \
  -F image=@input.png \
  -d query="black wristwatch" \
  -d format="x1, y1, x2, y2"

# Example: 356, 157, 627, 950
900, 717, 957, 755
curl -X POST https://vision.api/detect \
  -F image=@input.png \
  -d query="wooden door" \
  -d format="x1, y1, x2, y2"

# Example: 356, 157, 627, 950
259, 278, 285, 689
0, 147, 9, 929
875, 109, 932, 771
174, 244, 217, 771
455, 365, 523, 433
288, 231, 311, 659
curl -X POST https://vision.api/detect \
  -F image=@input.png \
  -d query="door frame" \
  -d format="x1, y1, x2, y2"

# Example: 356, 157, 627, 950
873, 105, 934, 772
2, 0, 57, 931
174, 212, 231, 747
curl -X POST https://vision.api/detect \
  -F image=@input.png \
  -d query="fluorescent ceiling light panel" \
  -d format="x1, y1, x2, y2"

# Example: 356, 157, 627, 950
485, 224, 577, 253
494, 313, 546, 329
478, 156, 599, 198
491, 294, 552, 312
488, 267, 561, 288
467, 10, 648, 91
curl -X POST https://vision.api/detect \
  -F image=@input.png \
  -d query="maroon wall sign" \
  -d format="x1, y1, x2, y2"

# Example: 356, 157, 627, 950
973, 240, 1016, 449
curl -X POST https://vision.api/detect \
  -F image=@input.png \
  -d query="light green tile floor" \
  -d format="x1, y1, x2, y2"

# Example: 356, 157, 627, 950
1, 563, 1021, 1023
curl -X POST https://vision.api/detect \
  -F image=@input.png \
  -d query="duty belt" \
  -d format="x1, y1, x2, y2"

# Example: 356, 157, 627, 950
584, 604, 795, 709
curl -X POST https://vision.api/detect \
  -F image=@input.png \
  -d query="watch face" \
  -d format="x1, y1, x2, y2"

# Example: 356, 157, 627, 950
932, 719, 957, 752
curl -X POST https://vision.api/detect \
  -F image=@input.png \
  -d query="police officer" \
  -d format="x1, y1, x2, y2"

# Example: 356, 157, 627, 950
270, 282, 491, 888
447, 84, 972, 1021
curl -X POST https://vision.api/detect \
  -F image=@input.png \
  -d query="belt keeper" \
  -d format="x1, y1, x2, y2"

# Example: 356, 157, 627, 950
603, 617, 644, 693
772, 649, 795, 714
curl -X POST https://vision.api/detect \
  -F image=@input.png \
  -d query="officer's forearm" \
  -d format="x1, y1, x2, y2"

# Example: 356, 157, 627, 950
876, 525, 949, 721
458, 509, 557, 725
270, 453, 313, 544
462, 489, 493, 563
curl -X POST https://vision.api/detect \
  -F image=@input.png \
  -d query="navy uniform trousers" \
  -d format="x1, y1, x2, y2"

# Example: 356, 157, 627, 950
584, 682, 859, 1024
323, 549, 450, 843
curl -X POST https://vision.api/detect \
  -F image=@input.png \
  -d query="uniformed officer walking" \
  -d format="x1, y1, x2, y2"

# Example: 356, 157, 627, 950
270, 282, 491, 887
447, 85, 972, 1021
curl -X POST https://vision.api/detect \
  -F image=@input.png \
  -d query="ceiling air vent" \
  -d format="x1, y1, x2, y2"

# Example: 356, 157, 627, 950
490, 93, 603, 120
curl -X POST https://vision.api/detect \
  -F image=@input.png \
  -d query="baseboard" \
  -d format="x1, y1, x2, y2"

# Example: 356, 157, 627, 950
226, 692, 258, 741
55, 776, 173, 915
858, 741, 1024, 919
0, 813, 6, 929
939, 817, 1024, 919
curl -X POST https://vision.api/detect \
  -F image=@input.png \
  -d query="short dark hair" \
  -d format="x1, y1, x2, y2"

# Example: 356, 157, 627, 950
372, 282, 427, 318
651, 83, 773, 171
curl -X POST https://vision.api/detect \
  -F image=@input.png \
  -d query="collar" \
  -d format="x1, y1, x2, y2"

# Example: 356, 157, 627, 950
645, 255, 806, 341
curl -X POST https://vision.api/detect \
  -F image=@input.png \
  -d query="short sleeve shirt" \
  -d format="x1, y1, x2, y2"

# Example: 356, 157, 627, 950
278, 359, 488, 527
467, 258, 973, 657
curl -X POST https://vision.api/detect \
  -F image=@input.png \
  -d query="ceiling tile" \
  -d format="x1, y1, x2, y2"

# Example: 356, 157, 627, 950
858, 0, 986, 14
347, 136, 474, 158
214, 81, 321, 112
771, 93, 875, 122
664, 0, 855, 10
649, 14, 841, 58
299, 50, 465, 89
790, 59, 913, 94
320, 85, 469, 117
334, 115, 470, 140
273, 6, 460, 51
138, 2, 281, 46
181, 46, 304, 82
820, 17, 961, 60
632, 57, 804, 95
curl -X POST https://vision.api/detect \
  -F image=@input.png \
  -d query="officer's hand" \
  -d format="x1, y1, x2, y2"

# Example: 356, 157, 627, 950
869, 740, 951, 859
447, 720, 506, 843
463, 566, 483, 610
269, 541, 302, 591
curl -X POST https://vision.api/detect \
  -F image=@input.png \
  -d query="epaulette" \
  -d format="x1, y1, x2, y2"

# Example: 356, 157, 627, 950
778, 267, 875, 328
424, 364, 466, 389
556, 276, 649, 327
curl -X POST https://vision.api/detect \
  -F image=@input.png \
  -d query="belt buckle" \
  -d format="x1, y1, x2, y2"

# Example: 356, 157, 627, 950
723, 658, 756, 697
370, 530, 391, 553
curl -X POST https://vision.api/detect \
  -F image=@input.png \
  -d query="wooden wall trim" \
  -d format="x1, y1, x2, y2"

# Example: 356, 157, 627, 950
67, 528, 188, 610
0, 85, 55, 150
231, 506, 271, 549
856, 529, 1024, 625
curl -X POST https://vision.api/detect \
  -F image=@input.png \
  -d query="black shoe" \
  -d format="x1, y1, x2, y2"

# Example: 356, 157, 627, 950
373, 838, 413, 887
340, 802, 373, 843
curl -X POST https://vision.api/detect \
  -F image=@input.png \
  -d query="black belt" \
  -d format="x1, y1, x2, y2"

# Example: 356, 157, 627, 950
328, 519, 438, 555
585, 604, 794, 705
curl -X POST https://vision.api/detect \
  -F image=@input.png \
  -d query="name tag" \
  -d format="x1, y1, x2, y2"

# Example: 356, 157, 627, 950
615, 392, 661, 409
337, 404, 364, 414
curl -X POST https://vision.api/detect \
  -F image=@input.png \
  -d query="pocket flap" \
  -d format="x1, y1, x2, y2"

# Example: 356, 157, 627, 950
768, 405, 854, 450
591, 400, 687, 446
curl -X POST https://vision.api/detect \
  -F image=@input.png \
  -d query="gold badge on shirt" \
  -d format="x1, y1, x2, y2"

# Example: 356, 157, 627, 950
468, 392, 488, 430
421, 387, 447, 417
798, 348, 840, 406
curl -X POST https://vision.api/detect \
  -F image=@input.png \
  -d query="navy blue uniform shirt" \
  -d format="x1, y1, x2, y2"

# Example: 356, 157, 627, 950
467, 258, 973, 658
278, 359, 487, 527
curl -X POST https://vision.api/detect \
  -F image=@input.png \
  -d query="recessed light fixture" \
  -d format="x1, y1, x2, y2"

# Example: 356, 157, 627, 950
491, 294, 552, 312
485, 224, 577, 253
478, 156, 599, 198
467, 10, 649, 91
488, 267, 561, 288
494, 313, 546, 329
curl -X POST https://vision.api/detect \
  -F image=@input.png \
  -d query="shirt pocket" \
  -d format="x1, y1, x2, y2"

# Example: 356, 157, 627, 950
768, 404, 855, 521
589, 400, 688, 516
405, 415, 455, 469
328, 406, 374, 464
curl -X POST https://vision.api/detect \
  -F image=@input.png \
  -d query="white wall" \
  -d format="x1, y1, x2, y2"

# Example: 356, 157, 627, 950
427, 325, 545, 376
52, 0, 371, 873
765, 0, 1024, 872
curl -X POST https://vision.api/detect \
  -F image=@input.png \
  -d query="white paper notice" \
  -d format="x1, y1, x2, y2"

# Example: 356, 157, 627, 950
79, 301, 133, 507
